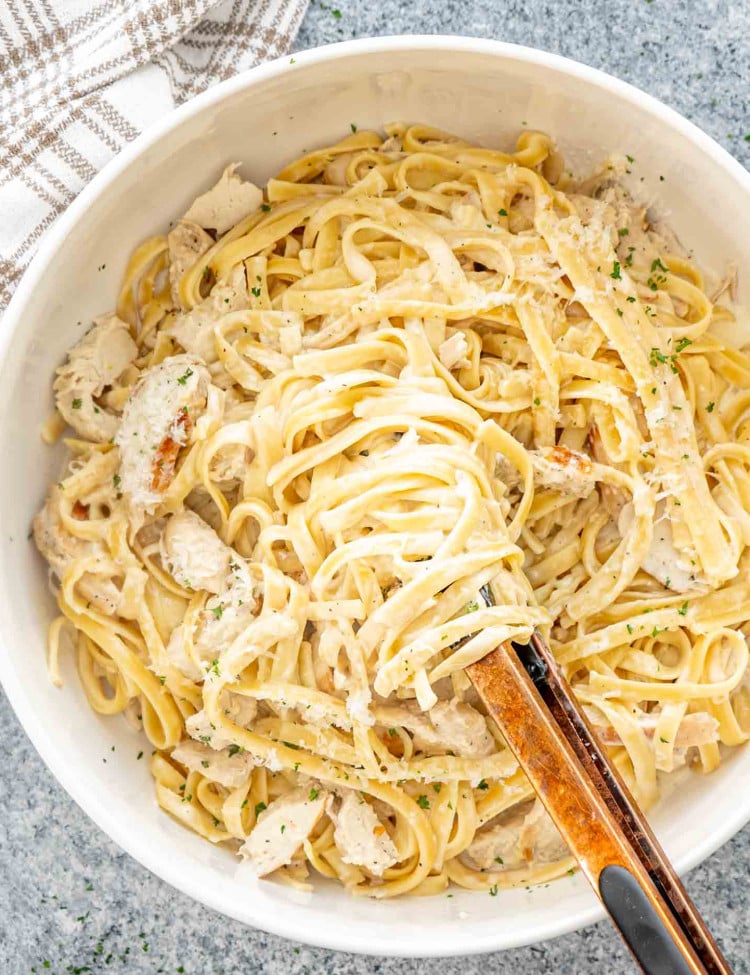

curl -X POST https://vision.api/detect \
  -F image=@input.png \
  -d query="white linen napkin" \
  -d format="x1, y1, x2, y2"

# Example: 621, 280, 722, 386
0, 0, 309, 309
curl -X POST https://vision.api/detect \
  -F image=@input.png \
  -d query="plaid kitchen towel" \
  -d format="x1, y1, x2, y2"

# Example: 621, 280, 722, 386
0, 0, 309, 309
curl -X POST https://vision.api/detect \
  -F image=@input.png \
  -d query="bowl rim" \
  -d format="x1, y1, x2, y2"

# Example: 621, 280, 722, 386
2, 33, 750, 958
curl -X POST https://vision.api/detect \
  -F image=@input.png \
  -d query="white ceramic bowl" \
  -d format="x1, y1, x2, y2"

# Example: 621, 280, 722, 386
2, 36, 749, 958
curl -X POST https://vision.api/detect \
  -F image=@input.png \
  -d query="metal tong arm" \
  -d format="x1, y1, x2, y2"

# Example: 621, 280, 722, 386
467, 635, 733, 975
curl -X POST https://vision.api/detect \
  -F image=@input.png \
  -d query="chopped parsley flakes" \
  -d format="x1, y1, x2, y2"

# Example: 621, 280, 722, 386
649, 346, 680, 374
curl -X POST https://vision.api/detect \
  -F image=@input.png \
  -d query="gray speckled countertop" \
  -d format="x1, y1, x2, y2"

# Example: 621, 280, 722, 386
2, 2, 749, 973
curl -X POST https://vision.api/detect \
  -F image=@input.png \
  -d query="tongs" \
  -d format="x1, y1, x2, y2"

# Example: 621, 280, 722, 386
465, 595, 733, 974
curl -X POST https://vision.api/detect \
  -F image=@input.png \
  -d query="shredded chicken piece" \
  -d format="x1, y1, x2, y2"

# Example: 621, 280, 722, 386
162, 514, 260, 680
161, 509, 234, 594
184, 164, 263, 235
494, 454, 522, 491
186, 690, 258, 750
593, 711, 719, 750
241, 788, 330, 876
380, 133, 403, 153
619, 499, 704, 591
171, 739, 253, 788
33, 486, 121, 614
115, 354, 209, 511
462, 807, 526, 871
53, 315, 137, 442
166, 591, 259, 680
421, 700, 495, 757
569, 192, 623, 251
507, 193, 536, 233
464, 800, 567, 871
164, 264, 248, 365
518, 799, 568, 864
379, 700, 495, 758
168, 221, 214, 309
438, 332, 471, 371
531, 445, 597, 499
332, 791, 398, 876
572, 180, 684, 276
210, 444, 250, 483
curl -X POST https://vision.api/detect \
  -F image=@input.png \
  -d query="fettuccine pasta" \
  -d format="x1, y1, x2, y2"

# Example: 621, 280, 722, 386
34, 123, 749, 897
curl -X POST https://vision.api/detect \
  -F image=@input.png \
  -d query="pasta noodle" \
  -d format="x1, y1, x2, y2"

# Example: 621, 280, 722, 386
33, 123, 750, 897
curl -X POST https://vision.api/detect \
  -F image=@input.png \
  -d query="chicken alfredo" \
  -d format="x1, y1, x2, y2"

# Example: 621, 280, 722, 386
35, 125, 750, 897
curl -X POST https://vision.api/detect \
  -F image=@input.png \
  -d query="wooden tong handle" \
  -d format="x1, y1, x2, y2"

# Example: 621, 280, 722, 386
467, 639, 733, 975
